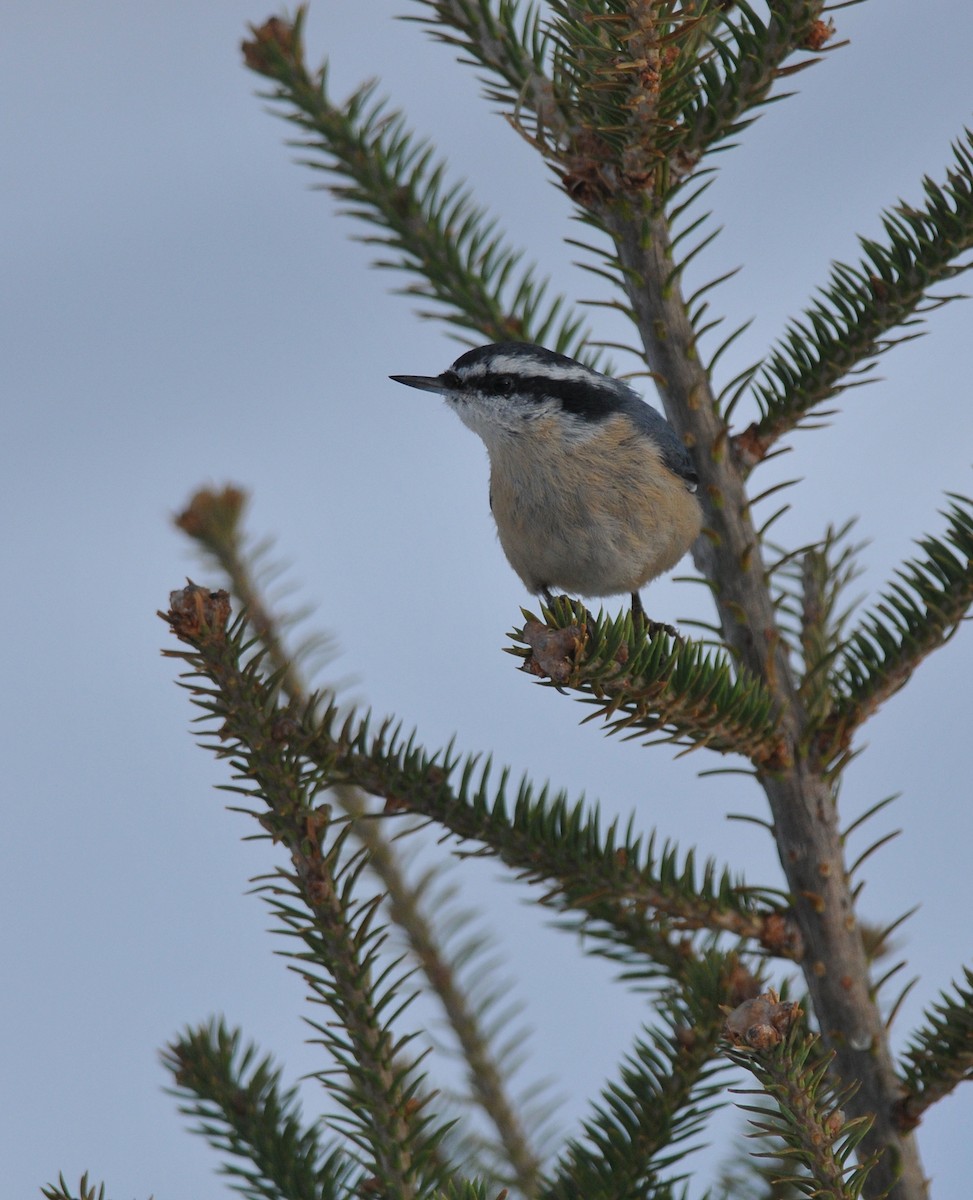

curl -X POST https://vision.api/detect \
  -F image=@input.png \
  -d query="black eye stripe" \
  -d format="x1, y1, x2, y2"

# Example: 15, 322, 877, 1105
464, 371, 616, 420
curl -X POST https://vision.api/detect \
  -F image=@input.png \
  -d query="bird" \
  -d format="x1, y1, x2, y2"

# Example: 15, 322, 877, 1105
390, 341, 702, 627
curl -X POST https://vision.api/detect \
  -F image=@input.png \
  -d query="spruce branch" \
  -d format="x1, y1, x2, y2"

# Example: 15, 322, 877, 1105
520, 0, 833, 208
175, 485, 312, 702
161, 584, 795, 972
674, 0, 835, 173
174, 491, 541, 1194
541, 954, 737, 1199
726, 1017, 877, 1199
342, 788, 544, 1195
768, 521, 864, 727
897, 967, 973, 1129
598, 195, 922, 1200
737, 129, 973, 465
814, 492, 973, 765
406, 1, 567, 146
511, 598, 790, 767
408, 2, 834, 212
162, 1020, 358, 1200
242, 11, 602, 360
161, 588, 452, 1200
262, 839, 451, 1184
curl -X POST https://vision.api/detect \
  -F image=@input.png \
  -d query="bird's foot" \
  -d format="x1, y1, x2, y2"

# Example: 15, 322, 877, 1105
630, 592, 682, 641
645, 618, 681, 641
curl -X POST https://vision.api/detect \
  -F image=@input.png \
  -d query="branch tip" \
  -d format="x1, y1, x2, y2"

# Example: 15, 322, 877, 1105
242, 11, 303, 75
162, 582, 232, 644
724, 990, 803, 1050
175, 484, 248, 548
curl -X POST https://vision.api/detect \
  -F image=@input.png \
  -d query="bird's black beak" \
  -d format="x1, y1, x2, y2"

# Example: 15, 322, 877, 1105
389, 373, 446, 394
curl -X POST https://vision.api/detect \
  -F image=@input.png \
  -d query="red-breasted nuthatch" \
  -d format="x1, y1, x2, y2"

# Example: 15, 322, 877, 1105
391, 342, 702, 621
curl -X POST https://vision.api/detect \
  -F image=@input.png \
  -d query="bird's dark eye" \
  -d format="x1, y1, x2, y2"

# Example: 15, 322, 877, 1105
496, 376, 515, 396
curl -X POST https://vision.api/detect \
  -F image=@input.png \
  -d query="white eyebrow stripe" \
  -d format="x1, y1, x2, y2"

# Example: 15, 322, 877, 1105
461, 354, 605, 384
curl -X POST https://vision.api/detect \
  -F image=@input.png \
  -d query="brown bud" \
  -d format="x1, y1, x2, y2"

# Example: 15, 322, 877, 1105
732, 422, 773, 468
891, 1094, 923, 1132
825, 1107, 846, 1139
723, 989, 802, 1049
175, 485, 247, 549
760, 910, 804, 960
803, 18, 836, 51
271, 715, 300, 743
521, 620, 584, 684
162, 582, 231, 643
242, 16, 298, 75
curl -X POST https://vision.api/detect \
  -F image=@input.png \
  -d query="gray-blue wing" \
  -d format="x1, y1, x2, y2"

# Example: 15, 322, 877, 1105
622, 395, 698, 491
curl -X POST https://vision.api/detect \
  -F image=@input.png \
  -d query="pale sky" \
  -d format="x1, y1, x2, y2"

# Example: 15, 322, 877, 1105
4, 2, 972, 1196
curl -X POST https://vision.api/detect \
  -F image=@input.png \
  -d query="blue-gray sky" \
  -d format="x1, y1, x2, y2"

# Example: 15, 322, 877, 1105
3, 2, 972, 1195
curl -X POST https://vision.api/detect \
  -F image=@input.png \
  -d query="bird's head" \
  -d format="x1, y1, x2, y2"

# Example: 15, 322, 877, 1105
390, 342, 637, 445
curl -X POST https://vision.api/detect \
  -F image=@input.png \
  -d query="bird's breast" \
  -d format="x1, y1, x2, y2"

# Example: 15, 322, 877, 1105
487, 415, 701, 595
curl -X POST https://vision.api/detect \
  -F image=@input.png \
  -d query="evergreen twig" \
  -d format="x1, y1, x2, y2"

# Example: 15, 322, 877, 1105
162, 1020, 358, 1200
41, 1176, 108, 1200
737, 130, 973, 465
407, 0, 566, 145
675, 1, 835, 169
511, 597, 789, 766
897, 966, 973, 1127
174, 488, 542, 1194
816, 492, 973, 764
161, 584, 795, 967
242, 9, 602, 360
161, 589, 452, 1200
727, 1026, 877, 1199
541, 954, 736, 1198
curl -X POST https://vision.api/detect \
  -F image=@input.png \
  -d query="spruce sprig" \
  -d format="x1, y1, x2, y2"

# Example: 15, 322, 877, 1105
898, 966, 973, 1125
41, 1176, 108, 1200
542, 953, 734, 1199
161, 588, 454, 1200
815, 492, 973, 763
768, 521, 864, 725
738, 130, 973, 464
727, 1027, 877, 1199
162, 1020, 358, 1200
406, 0, 559, 134
176, 487, 542, 1195
674, 0, 833, 170
511, 599, 788, 766
243, 8, 602, 360
161, 586, 791, 972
